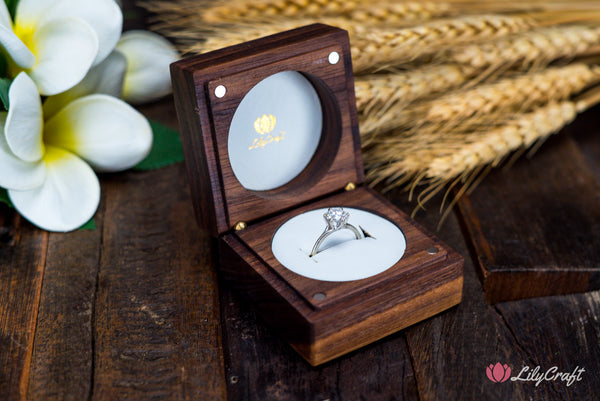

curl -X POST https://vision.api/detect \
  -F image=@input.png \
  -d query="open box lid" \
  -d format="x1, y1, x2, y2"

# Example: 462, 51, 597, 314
171, 24, 364, 236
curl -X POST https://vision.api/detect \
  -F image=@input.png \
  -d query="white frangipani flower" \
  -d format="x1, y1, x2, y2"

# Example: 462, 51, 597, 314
43, 30, 179, 111
0, 72, 152, 232
43, 51, 127, 118
0, 0, 122, 96
116, 30, 179, 104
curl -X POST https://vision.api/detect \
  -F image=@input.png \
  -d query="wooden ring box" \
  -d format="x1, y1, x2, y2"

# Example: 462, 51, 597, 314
170, 24, 464, 366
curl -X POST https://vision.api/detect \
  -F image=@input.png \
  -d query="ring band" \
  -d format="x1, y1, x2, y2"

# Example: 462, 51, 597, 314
309, 207, 363, 257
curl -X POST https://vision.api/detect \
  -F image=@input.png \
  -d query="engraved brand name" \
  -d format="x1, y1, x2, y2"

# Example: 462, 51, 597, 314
249, 114, 286, 150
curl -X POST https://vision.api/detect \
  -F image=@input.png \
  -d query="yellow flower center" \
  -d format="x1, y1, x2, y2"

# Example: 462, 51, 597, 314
13, 23, 36, 53
42, 146, 65, 165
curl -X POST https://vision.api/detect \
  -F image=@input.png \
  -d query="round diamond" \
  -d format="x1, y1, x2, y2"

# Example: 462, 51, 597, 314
324, 207, 348, 230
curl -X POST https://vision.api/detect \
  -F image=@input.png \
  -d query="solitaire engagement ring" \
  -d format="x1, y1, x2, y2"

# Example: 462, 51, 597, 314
309, 207, 363, 257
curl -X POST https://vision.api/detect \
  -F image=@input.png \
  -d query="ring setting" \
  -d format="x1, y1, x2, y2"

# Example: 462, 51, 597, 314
309, 207, 363, 257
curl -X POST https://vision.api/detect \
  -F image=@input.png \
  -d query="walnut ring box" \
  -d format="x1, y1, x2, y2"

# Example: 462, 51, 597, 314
170, 24, 464, 366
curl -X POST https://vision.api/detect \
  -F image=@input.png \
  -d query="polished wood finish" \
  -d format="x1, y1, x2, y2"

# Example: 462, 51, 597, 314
220, 187, 463, 365
456, 132, 600, 303
171, 24, 363, 235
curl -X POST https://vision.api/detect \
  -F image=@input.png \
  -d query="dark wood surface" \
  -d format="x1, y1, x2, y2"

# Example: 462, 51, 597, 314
2, 2, 600, 400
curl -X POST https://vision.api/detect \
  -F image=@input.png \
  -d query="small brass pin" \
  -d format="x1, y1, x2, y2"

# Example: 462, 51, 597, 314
234, 221, 247, 231
344, 182, 356, 191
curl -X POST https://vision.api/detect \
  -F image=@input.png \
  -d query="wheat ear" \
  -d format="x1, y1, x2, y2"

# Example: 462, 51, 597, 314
354, 64, 478, 114
348, 2, 454, 26
360, 63, 600, 137
364, 96, 598, 200
188, 15, 535, 73
183, 18, 354, 55
449, 25, 600, 69
423, 102, 581, 181
351, 15, 536, 72
201, 0, 454, 25
142, 0, 452, 30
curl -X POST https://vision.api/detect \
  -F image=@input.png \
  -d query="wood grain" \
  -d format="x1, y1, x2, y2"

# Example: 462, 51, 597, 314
220, 281, 420, 401
171, 24, 364, 235
91, 163, 226, 401
495, 293, 600, 399
0, 210, 47, 401
26, 214, 103, 400
401, 194, 565, 401
456, 132, 600, 303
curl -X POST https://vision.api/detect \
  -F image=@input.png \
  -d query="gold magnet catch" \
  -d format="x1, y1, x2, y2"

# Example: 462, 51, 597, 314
234, 221, 247, 231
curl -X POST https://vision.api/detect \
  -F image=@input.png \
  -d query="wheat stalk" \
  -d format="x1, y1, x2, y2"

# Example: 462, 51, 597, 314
350, 15, 536, 71
206, 0, 454, 25
184, 15, 535, 73
354, 64, 478, 114
364, 100, 583, 219
423, 102, 581, 180
364, 93, 599, 212
181, 18, 351, 54
348, 2, 454, 26
448, 25, 600, 69
360, 63, 600, 137
143, 0, 454, 31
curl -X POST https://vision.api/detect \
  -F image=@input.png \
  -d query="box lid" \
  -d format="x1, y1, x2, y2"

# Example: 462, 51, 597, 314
171, 24, 364, 236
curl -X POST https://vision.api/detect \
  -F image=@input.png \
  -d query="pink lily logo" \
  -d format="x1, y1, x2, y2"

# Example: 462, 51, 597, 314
487, 362, 512, 383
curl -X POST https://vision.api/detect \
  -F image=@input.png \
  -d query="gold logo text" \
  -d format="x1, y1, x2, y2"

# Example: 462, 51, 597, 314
249, 114, 286, 150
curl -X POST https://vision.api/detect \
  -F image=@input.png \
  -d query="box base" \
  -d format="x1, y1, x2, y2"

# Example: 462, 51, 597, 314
219, 187, 463, 365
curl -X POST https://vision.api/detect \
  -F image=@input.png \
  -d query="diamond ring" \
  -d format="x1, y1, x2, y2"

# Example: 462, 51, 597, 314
309, 207, 363, 257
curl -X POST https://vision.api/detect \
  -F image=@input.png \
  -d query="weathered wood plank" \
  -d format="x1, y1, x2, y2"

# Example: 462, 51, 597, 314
494, 292, 600, 399
456, 132, 600, 303
91, 162, 226, 401
26, 208, 104, 400
0, 207, 48, 401
220, 282, 420, 401
403, 196, 560, 400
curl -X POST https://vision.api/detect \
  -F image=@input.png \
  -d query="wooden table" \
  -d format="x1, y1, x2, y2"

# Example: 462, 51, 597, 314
2, 5, 600, 401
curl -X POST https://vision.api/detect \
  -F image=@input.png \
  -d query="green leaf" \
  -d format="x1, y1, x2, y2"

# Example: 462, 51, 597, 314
0, 187, 13, 208
4, 0, 18, 20
0, 77, 11, 111
78, 218, 97, 231
134, 119, 184, 171
0, 55, 8, 79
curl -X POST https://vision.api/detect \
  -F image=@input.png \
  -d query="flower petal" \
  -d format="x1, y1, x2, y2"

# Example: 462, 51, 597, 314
0, 113, 46, 190
17, 0, 122, 66
0, 1, 11, 27
28, 17, 98, 96
45, 94, 152, 172
8, 146, 100, 232
116, 30, 179, 104
5, 72, 44, 162
0, 2, 35, 68
43, 51, 127, 119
